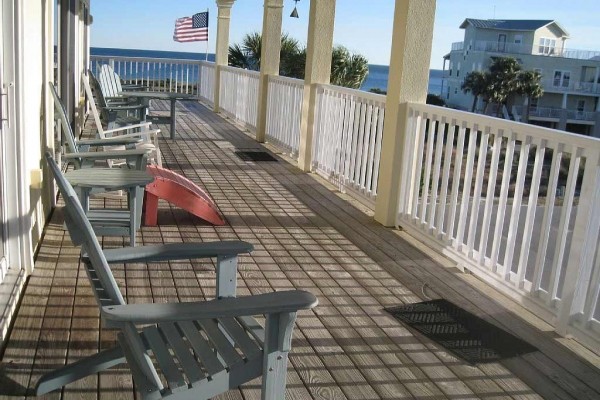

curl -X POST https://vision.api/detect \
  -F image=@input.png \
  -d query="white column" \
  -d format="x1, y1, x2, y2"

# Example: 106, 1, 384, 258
256, 0, 284, 142
374, 0, 436, 226
297, 0, 336, 172
562, 92, 568, 109
213, 0, 236, 113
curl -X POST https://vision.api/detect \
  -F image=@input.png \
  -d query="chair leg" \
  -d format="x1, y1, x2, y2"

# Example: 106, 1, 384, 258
261, 312, 296, 400
36, 346, 125, 395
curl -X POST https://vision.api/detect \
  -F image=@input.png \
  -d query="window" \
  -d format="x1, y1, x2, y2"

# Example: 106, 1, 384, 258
534, 68, 543, 75
553, 70, 571, 88
539, 37, 556, 55
514, 34, 523, 44
577, 100, 585, 112
457, 62, 460, 77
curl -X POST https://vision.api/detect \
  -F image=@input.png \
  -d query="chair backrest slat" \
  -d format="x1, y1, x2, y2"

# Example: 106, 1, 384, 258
49, 83, 79, 156
45, 151, 126, 307
82, 71, 106, 139
99, 64, 123, 97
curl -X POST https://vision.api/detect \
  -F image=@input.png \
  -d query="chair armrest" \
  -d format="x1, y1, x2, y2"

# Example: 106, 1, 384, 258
78, 137, 141, 146
93, 241, 254, 264
102, 122, 153, 135
109, 129, 160, 140
63, 149, 149, 160
121, 84, 149, 91
103, 103, 147, 111
101, 290, 318, 323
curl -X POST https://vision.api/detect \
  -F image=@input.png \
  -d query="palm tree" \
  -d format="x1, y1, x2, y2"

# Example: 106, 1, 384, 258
461, 71, 488, 112
330, 46, 369, 89
228, 32, 301, 74
487, 57, 522, 116
228, 33, 369, 89
516, 70, 544, 123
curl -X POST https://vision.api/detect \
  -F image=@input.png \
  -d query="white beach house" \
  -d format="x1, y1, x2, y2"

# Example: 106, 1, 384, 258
445, 18, 600, 136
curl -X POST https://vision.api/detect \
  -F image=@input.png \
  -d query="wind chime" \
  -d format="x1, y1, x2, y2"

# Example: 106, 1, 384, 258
290, 0, 299, 18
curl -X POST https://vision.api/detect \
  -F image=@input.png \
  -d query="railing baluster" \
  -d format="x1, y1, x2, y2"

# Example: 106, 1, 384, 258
436, 118, 456, 238
466, 126, 490, 258
429, 116, 446, 232
516, 138, 546, 288
547, 147, 581, 303
477, 128, 503, 265
445, 122, 466, 242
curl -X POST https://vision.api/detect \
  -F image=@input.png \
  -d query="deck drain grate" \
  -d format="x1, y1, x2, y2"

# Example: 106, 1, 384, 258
385, 299, 538, 363
235, 151, 278, 162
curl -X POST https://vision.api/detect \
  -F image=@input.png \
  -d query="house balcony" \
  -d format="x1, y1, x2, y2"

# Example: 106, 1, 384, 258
514, 105, 597, 124
541, 79, 600, 95
451, 40, 600, 61
2, 56, 600, 398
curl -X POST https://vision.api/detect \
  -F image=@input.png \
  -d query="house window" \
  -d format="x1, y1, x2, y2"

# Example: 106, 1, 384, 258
539, 37, 556, 55
553, 70, 571, 88
534, 68, 543, 75
514, 34, 523, 44
577, 100, 585, 112
457, 62, 461, 77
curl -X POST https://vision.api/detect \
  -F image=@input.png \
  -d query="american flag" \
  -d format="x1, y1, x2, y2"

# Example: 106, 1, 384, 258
173, 12, 209, 42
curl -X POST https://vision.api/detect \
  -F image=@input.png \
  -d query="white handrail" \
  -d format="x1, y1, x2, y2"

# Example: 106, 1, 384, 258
312, 83, 386, 208
218, 66, 260, 131
90, 55, 208, 95
265, 75, 304, 157
398, 102, 600, 349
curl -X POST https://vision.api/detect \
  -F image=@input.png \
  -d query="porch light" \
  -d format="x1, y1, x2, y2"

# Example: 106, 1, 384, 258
290, 0, 299, 18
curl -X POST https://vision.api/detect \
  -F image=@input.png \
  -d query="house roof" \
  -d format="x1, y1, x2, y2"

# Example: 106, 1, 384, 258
459, 18, 569, 37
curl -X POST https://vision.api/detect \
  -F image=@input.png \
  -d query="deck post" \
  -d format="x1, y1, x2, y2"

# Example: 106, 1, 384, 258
297, 0, 336, 172
373, 0, 436, 227
213, 0, 236, 113
256, 0, 284, 143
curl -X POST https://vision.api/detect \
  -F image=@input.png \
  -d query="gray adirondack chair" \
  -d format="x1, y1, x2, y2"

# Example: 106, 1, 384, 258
50, 82, 150, 244
38, 151, 318, 400
83, 71, 162, 166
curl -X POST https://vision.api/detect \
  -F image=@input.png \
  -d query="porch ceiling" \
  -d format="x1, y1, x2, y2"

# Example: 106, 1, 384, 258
1, 100, 599, 399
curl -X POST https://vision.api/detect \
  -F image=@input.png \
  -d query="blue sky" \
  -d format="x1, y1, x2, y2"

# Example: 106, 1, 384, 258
90, 0, 600, 69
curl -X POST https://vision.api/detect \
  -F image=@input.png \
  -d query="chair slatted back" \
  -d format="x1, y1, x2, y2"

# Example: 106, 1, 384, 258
49, 83, 80, 156
88, 69, 110, 110
82, 71, 106, 138
99, 64, 123, 98
45, 151, 126, 307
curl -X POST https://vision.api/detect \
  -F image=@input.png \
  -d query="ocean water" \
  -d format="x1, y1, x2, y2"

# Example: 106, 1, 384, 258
91, 47, 443, 94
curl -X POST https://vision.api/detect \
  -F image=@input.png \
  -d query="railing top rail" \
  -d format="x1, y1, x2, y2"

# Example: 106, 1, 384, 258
90, 54, 208, 65
220, 65, 261, 78
408, 102, 600, 149
268, 74, 304, 87
316, 83, 387, 104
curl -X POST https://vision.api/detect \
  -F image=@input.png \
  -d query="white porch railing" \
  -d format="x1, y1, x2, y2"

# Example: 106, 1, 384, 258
218, 66, 260, 132
265, 75, 304, 157
199, 62, 215, 105
398, 103, 600, 349
90, 55, 206, 95
312, 84, 385, 208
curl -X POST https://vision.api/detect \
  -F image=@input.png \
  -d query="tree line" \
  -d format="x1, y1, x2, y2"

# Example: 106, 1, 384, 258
461, 57, 544, 121
228, 32, 369, 89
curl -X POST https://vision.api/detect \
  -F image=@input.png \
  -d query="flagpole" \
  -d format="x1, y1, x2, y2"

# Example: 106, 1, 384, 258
205, 8, 209, 61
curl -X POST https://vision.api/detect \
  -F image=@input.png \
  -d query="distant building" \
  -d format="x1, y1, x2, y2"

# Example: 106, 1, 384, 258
444, 18, 600, 136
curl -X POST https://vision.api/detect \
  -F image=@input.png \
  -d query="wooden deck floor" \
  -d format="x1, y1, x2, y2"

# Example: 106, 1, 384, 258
1, 100, 599, 399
